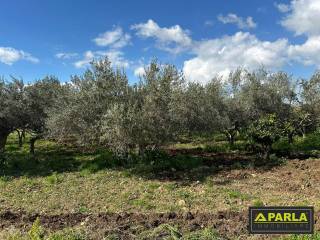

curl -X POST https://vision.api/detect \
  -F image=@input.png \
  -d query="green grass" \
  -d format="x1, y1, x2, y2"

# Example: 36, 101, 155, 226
203, 140, 247, 153
273, 132, 320, 156
252, 199, 264, 207
284, 233, 320, 240
0, 134, 230, 215
1, 133, 211, 179
174, 131, 320, 157
226, 189, 251, 201
1, 133, 320, 239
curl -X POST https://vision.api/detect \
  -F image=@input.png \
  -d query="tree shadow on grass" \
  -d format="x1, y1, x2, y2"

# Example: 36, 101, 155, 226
0, 140, 285, 184
122, 149, 285, 184
1, 150, 82, 178
0, 138, 108, 178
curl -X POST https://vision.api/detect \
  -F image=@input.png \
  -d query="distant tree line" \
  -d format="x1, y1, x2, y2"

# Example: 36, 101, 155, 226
1, 58, 320, 159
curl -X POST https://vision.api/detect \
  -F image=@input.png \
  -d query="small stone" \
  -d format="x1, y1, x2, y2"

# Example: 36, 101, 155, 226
178, 199, 186, 206
182, 207, 188, 211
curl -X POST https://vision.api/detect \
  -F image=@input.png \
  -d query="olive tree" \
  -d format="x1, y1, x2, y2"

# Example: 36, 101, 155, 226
24, 76, 62, 153
101, 84, 142, 155
46, 58, 128, 147
238, 70, 294, 120
137, 61, 186, 152
221, 69, 249, 145
101, 60, 186, 155
182, 78, 225, 138
0, 79, 26, 152
300, 72, 320, 135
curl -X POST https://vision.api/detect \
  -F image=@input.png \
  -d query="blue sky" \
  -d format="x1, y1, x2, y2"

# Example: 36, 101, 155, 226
0, 0, 319, 84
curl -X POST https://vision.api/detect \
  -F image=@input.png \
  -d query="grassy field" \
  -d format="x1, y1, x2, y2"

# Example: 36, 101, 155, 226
1, 134, 320, 239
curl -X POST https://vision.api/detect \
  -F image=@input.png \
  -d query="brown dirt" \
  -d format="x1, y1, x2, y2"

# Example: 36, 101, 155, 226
1, 210, 320, 239
0, 210, 246, 239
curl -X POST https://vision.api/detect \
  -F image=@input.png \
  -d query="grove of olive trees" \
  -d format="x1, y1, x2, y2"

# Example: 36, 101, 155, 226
1, 57, 320, 160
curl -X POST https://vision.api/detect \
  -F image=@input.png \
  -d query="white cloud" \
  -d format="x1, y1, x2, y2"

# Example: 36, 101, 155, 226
82, 10, 320, 82
93, 27, 131, 48
75, 26, 131, 69
55, 52, 78, 59
130, 13, 320, 83
131, 19, 192, 54
288, 35, 320, 66
105, 50, 130, 68
183, 32, 288, 83
274, 2, 291, 13
134, 66, 145, 77
0, 47, 39, 65
204, 20, 214, 27
281, 0, 320, 36
275, 0, 320, 67
74, 50, 129, 69
217, 13, 257, 29
74, 51, 94, 68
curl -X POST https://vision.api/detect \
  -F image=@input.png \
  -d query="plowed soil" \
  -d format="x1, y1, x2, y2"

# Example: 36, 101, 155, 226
1, 209, 320, 239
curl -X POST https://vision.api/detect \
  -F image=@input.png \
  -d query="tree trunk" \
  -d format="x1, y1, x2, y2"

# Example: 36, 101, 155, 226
22, 130, 26, 141
302, 126, 306, 139
138, 144, 146, 156
263, 145, 271, 161
17, 130, 23, 148
30, 136, 40, 154
230, 134, 235, 146
225, 131, 235, 146
265, 150, 270, 160
288, 132, 294, 144
0, 132, 9, 153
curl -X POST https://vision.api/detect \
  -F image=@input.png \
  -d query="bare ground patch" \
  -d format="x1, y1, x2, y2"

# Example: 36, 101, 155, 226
1, 209, 320, 239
